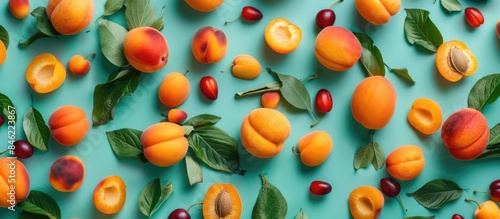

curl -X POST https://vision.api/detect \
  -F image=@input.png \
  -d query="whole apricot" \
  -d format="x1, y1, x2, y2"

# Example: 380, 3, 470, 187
25, 53, 67, 94
0, 41, 6, 66
386, 145, 425, 180
68, 53, 95, 76
167, 109, 188, 123
192, 26, 227, 64
49, 155, 85, 192
93, 175, 126, 214
261, 91, 280, 109
8, 0, 30, 19
48, 105, 89, 146
0, 157, 30, 208
441, 108, 489, 161
436, 40, 477, 82
355, 0, 400, 25
240, 108, 291, 158
315, 26, 362, 71
141, 122, 189, 167
123, 27, 169, 73
230, 55, 262, 80
46, 0, 94, 35
349, 186, 384, 219
185, 0, 223, 12
407, 98, 443, 135
351, 76, 396, 130
203, 183, 242, 219
158, 72, 190, 108
296, 130, 333, 167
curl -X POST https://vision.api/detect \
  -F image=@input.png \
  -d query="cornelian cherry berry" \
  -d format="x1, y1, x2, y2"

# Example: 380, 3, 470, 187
241, 6, 263, 21
452, 214, 465, 219
464, 7, 484, 28
13, 140, 34, 159
0, 114, 4, 127
199, 76, 218, 100
309, 180, 332, 195
168, 208, 191, 219
315, 89, 333, 113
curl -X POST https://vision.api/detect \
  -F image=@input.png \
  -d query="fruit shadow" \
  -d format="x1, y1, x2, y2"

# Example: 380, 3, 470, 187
259, 38, 287, 65
173, 1, 213, 21
433, 66, 463, 91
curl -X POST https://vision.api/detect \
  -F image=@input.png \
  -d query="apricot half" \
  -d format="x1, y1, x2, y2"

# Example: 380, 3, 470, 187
46, 0, 94, 35
192, 26, 228, 64
436, 40, 478, 82
386, 145, 425, 180
349, 186, 384, 219
296, 130, 333, 167
315, 26, 362, 71
265, 18, 302, 54
231, 54, 262, 80
355, 0, 400, 25
0, 157, 30, 208
49, 155, 85, 192
26, 53, 66, 94
48, 105, 89, 146
203, 183, 242, 219
407, 98, 443, 135
123, 27, 169, 73
141, 122, 189, 167
93, 175, 126, 215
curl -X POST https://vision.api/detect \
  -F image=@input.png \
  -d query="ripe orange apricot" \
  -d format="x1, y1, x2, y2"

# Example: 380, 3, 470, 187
315, 26, 362, 71
386, 145, 425, 180
261, 91, 280, 109
265, 18, 302, 54
230, 55, 262, 80
0, 157, 30, 208
436, 40, 478, 82
48, 105, 89, 146
68, 53, 95, 76
123, 27, 169, 73
296, 130, 333, 167
49, 155, 85, 192
0, 41, 6, 66
349, 186, 384, 218
167, 109, 188, 123
158, 72, 190, 108
141, 122, 189, 167
351, 76, 396, 130
355, 0, 401, 25
93, 175, 126, 215
46, 0, 94, 35
185, 0, 223, 12
407, 98, 443, 135
192, 26, 228, 64
8, 0, 29, 19
203, 183, 242, 219
26, 53, 67, 94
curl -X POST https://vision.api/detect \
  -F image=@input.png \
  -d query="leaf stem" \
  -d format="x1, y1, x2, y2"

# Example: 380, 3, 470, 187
259, 173, 268, 185
18, 32, 49, 48
300, 72, 321, 82
384, 63, 392, 71
397, 195, 408, 212
186, 202, 203, 212
369, 129, 376, 144
310, 114, 323, 128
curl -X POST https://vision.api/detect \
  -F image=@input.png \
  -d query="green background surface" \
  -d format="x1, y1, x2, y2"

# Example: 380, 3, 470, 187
1, 0, 500, 218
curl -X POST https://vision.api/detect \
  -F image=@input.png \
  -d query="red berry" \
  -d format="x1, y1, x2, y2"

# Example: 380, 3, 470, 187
489, 179, 500, 202
380, 178, 401, 198
464, 7, 484, 28
315, 89, 333, 113
452, 214, 465, 219
13, 140, 34, 159
168, 208, 191, 219
0, 114, 4, 127
241, 6, 263, 21
316, 9, 336, 30
309, 180, 332, 195
199, 76, 218, 100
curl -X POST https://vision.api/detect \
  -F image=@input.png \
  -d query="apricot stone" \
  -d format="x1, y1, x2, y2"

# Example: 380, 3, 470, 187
158, 72, 190, 108
8, 0, 30, 19
49, 155, 85, 192
49, 105, 89, 146
123, 27, 169, 73
185, 0, 223, 12
355, 0, 400, 25
47, 0, 94, 35
141, 122, 189, 167
297, 130, 333, 167
441, 108, 489, 161
349, 186, 384, 219
192, 26, 228, 64
0, 157, 30, 208
386, 145, 425, 180
315, 26, 362, 71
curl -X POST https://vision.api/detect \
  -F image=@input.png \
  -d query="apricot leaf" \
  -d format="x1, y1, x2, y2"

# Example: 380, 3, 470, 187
403, 216, 435, 219
252, 174, 288, 219
106, 128, 147, 162
31, 7, 60, 37
18, 190, 61, 219
407, 179, 463, 209
270, 69, 312, 111
371, 142, 385, 170
0, 25, 9, 49
467, 73, 500, 111
294, 209, 309, 219
235, 81, 281, 97
97, 19, 129, 67
104, 0, 125, 16
125, 0, 158, 29
387, 66, 415, 84
185, 155, 203, 186
19, 211, 51, 219
404, 9, 443, 52
0, 93, 16, 122
138, 178, 173, 217
23, 107, 50, 151
354, 142, 381, 170
151, 17, 165, 31
477, 150, 500, 159
440, 0, 462, 12
488, 123, 500, 146
183, 114, 221, 127
353, 32, 385, 77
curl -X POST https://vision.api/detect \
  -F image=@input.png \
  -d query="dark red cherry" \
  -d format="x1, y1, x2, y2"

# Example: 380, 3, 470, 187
241, 6, 263, 21
0, 114, 4, 127
309, 180, 332, 196
380, 178, 401, 198
168, 208, 191, 219
451, 214, 465, 219
316, 9, 336, 30
13, 140, 34, 159
489, 179, 500, 202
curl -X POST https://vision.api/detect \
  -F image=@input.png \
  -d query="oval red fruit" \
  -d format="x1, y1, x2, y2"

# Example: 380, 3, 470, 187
489, 179, 500, 202
496, 19, 500, 39
309, 180, 332, 195
315, 89, 333, 113
200, 76, 218, 100
316, 9, 336, 30
452, 214, 465, 219
464, 7, 484, 28
241, 6, 263, 21
380, 177, 401, 198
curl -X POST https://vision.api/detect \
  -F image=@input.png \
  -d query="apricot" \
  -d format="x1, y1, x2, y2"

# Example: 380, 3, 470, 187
93, 175, 126, 215
355, 0, 400, 25
407, 98, 443, 135
48, 105, 89, 146
123, 27, 169, 73
185, 0, 223, 12
261, 91, 280, 109
351, 76, 396, 130
386, 145, 425, 180
192, 26, 227, 64
25, 53, 66, 94
436, 40, 478, 82
441, 108, 489, 161
141, 122, 189, 167
68, 53, 95, 76
296, 130, 333, 167
158, 72, 190, 108
315, 26, 362, 71
265, 18, 302, 54
230, 55, 262, 80
0, 41, 5, 66
349, 186, 384, 219
46, 0, 94, 35
203, 183, 242, 219
240, 108, 291, 158
8, 0, 30, 19
49, 155, 85, 192
0, 157, 30, 208
167, 109, 188, 123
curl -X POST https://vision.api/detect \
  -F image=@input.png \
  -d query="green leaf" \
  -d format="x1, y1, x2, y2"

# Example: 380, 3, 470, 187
354, 143, 374, 169
151, 17, 164, 31
403, 216, 436, 219
489, 123, 500, 146
138, 178, 174, 217
30, 7, 60, 37
104, 0, 125, 16
19, 32, 50, 48
23, 107, 50, 151
371, 142, 385, 170
440, 0, 462, 12
388, 67, 415, 84
0, 93, 16, 122
235, 81, 282, 97
476, 148, 500, 159
183, 114, 221, 127
185, 155, 203, 186
19, 211, 50, 219
294, 209, 308, 219
18, 190, 61, 219
267, 68, 312, 111
97, 19, 129, 67
187, 125, 245, 175
106, 128, 147, 162
252, 174, 288, 219
92, 69, 141, 126
404, 9, 443, 52
407, 179, 464, 209
125, 0, 158, 29
353, 32, 385, 77
467, 73, 500, 111
0, 25, 9, 49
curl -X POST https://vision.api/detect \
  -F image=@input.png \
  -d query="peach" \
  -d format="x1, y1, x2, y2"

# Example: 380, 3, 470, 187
68, 53, 95, 76
229, 54, 262, 80
93, 175, 126, 214
48, 105, 89, 146
46, 0, 94, 35
315, 26, 362, 71
0, 41, 5, 66
158, 72, 190, 108
192, 26, 227, 64
385, 145, 425, 180
261, 91, 280, 109
185, 0, 223, 12
355, 0, 400, 25
49, 155, 85, 192
167, 109, 188, 123
441, 108, 489, 160
296, 130, 333, 167
141, 122, 189, 167
240, 108, 291, 158
123, 27, 169, 73
0, 157, 30, 208
349, 186, 384, 219
8, 0, 30, 19
265, 18, 302, 54
407, 98, 443, 135
25, 53, 66, 94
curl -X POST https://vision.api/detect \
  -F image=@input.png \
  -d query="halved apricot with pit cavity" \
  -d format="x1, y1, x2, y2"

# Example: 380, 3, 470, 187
265, 18, 302, 54
93, 175, 126, 214
436, 40, 477, 82
26, 53, 66, 93
407, 98, 442, 135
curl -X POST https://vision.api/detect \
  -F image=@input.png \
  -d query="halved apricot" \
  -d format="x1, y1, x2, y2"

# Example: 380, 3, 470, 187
203, 183, 242, 219
264, 18, 302, 54
26, 53, 66, 93
407, 98, 442, 135
436, 40, 477, 82
93, 175, 126, 214
0, 41, 6, 65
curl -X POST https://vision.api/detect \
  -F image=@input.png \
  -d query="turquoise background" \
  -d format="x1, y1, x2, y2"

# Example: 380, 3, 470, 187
1, 0, 500, 218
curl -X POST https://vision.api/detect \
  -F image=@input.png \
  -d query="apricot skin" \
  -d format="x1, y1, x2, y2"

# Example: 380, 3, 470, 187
49, 155, 85, 192
261, 92, 280, 109
232, 55, 261, 80
0, 157, 30, 208
386, 145, 425, 180
48, 105, 89, 146
185, 0, 223, 12
68, 55, 91, 75
46, 0, 94, 35
441, 108, 489, 161
93, 175, 126, 215
124, 27, 169, 73
158, 72, 190, 108
0, 42, 5, 66
349, 186, 384, 219
355, 0, 401, 25
8, 0, 30, 19
315, 26, 362, 71
192, 26, 228, 64
141, 122, 189, 167
407, 98, 443, 135
297, 131, 333, 167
